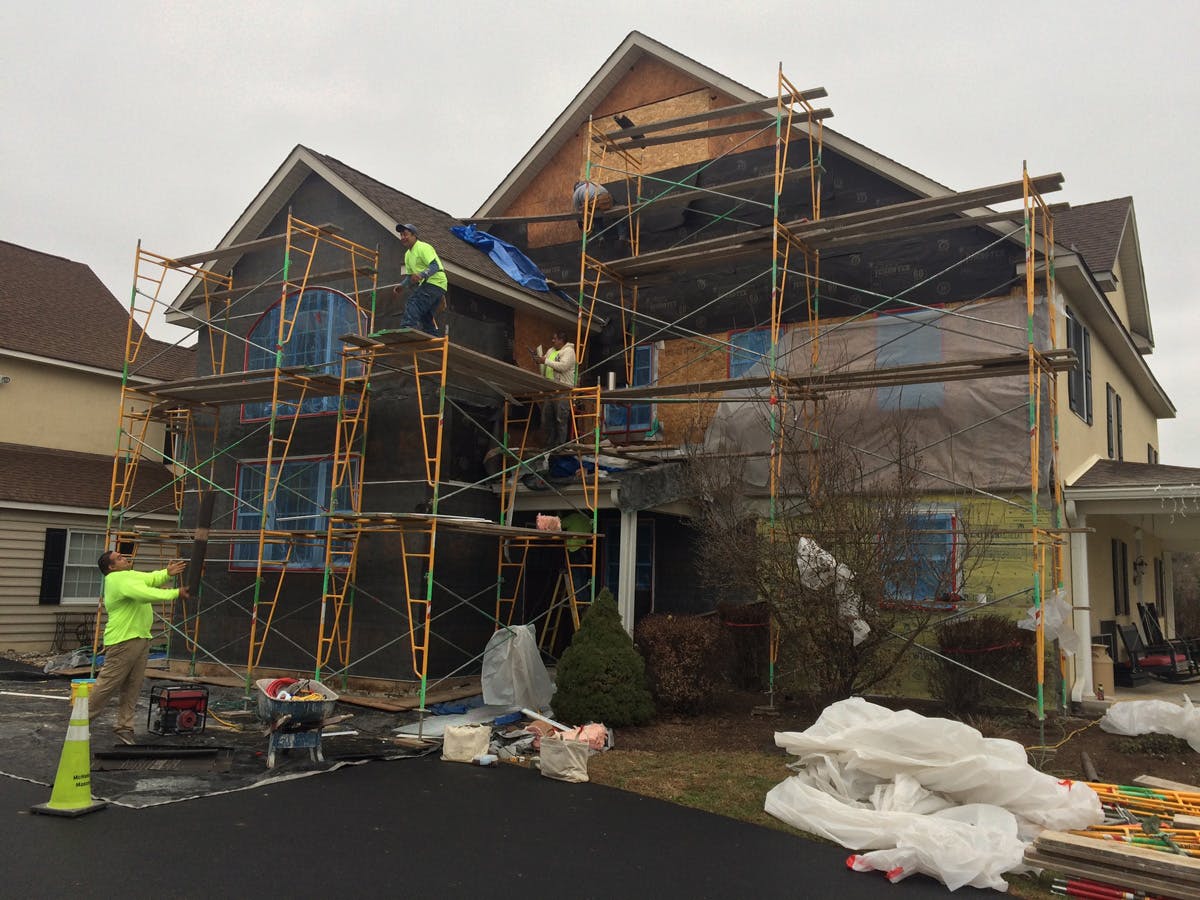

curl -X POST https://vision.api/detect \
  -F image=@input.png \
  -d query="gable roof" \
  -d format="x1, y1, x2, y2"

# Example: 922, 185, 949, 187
476, 30, 954, 217
0, 442, 178, 512
167, 146, 577, 325
1053, 197, 1152, 350
1053, 198, 1131, 275
0, 240, 193, 381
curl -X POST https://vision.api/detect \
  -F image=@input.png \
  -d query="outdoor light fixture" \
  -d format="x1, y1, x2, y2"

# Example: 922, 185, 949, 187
1133, 555, 1148, 583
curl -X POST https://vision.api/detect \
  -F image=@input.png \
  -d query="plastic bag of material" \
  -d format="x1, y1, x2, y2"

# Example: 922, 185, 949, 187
1100, 695, 1200, 751
441, 724, 491, 763
773, 697, 1102, 834
539, 735, 590, 783
481, 624, 553, 710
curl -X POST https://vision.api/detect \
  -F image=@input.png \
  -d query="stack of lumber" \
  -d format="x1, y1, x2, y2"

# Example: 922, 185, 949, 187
1026, 830, 1200, 899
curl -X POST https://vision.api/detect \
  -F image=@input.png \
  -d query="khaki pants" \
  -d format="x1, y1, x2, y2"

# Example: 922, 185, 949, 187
88, 637, 150, 734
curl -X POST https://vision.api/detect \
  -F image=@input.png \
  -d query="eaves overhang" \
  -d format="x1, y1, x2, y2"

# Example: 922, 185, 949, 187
1050, 254, 1174, 419
166, 148, 588, 331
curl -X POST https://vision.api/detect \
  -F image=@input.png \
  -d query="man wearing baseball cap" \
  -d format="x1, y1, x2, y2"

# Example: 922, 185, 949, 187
394, 223, 448, 336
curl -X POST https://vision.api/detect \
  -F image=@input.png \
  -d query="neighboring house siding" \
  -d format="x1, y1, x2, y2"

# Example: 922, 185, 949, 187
0, 509, 106, 650
1, 355, 170, 461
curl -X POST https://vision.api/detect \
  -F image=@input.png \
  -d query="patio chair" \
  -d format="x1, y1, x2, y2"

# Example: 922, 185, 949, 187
1137, 602, 1200, 658
1116, 623, 1200, 683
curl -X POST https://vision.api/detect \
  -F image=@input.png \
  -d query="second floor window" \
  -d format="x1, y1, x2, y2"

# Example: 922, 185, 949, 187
605, 344, 655, 438
1106, 384, 1124, 460
1065, 307, 1093, 424
729, 327, 772, 378
243, 288, 366, 421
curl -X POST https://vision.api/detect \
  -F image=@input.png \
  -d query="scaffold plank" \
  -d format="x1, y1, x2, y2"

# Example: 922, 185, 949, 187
599, 91, 828, 141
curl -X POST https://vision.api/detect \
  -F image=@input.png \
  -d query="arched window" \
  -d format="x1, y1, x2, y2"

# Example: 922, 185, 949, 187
242, 287, 366, 420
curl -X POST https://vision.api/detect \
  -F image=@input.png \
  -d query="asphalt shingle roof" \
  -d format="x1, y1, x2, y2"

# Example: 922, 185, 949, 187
1071, 458, 1200, 489
311, 150, 572, 309
1052, 198, 1131, 276
0, 240, 194, 381
0, 442, 178, 511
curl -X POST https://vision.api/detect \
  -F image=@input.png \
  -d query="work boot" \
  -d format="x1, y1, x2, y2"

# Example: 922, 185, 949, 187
112, 729, 136, 746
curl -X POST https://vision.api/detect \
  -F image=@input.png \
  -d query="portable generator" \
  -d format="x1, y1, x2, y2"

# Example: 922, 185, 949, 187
147, 685, 209, 735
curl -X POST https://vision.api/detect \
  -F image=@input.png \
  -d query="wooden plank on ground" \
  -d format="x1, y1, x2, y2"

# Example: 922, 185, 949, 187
1034, 830, 1200, 884
1024, 848, 1199, 899
1136, 774, 1200, 794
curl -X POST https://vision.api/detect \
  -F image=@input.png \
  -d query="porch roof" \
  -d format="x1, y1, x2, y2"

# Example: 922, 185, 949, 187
1065, 459, 1200, 551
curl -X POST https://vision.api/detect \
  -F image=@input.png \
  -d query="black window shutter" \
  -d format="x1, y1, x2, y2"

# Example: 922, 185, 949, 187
38, 528, 68, 605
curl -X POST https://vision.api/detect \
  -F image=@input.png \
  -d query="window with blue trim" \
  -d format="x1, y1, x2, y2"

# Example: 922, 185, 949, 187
887, 511, 962, 603
243, 288, 365, 420
729, 328, 771, 378
233, 456, 359, 569
604, 344, 654, 436
876, 309, 943, 410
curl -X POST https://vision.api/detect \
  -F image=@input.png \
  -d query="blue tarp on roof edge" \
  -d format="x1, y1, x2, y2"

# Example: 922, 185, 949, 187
451, 224, 550, 292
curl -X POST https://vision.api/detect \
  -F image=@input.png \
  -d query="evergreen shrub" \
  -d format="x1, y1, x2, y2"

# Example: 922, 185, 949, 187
552, 588, 654, 727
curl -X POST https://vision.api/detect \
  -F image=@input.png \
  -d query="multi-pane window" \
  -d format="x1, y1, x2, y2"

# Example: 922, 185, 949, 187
604, 344, 655, 438
876, 310, 944, 410
1065, 307, 1093, 424
728, 328, 772, 378
62, 530, 106, 604
233, 456, 359, 569
243, 288, 365, 420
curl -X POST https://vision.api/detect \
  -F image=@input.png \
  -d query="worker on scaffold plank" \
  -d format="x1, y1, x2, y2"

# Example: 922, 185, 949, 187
393, 223, 447, 337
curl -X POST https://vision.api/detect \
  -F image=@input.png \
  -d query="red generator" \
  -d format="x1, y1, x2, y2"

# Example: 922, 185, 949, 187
147, 685, 209, 735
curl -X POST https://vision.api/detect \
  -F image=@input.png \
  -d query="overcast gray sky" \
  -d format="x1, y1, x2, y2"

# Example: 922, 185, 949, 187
5, 1, 1198, 464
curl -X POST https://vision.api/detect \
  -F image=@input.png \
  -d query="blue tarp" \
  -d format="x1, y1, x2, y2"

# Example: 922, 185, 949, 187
450, 224, 550, 292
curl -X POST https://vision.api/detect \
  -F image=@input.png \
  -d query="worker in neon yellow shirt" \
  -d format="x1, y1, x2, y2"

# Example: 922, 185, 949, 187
393, 223, 448, 336
89, 551, 189, 744
535, 331, 577, 449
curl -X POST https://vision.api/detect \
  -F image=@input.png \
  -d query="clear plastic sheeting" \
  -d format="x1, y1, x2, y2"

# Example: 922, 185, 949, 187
1100, 695, 1200, 751
703, 294, 1051, 493
767, 698, 1103, 891
796, 537, 870, 646
481, 624, 554, 711
1017, 589, 1079, 656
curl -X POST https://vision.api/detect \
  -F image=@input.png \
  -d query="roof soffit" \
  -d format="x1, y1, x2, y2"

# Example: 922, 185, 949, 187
1054, 254, 1173, 417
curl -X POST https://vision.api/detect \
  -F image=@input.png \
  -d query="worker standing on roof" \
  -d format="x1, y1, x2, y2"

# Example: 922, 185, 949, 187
89, 552, 189, 744
394, 223, 448, 336
535, 331, 577, 449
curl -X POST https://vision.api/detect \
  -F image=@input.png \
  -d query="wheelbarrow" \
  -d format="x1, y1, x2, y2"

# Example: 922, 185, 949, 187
254, 678, 351, 768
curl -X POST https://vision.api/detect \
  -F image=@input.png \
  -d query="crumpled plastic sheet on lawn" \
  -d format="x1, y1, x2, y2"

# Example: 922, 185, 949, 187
766, 697, 1103, 892
1100, 694, 1200, 751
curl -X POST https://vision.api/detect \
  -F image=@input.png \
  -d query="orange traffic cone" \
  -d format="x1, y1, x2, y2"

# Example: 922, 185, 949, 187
31, 678, 107, 817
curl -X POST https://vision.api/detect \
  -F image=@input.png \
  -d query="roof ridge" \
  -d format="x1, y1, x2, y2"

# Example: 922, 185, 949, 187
0, 239, 90, 268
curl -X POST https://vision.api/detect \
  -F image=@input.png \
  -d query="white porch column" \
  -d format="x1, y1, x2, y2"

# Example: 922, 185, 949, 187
617, 508, 638, 635
1068, 506, 1094, 702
